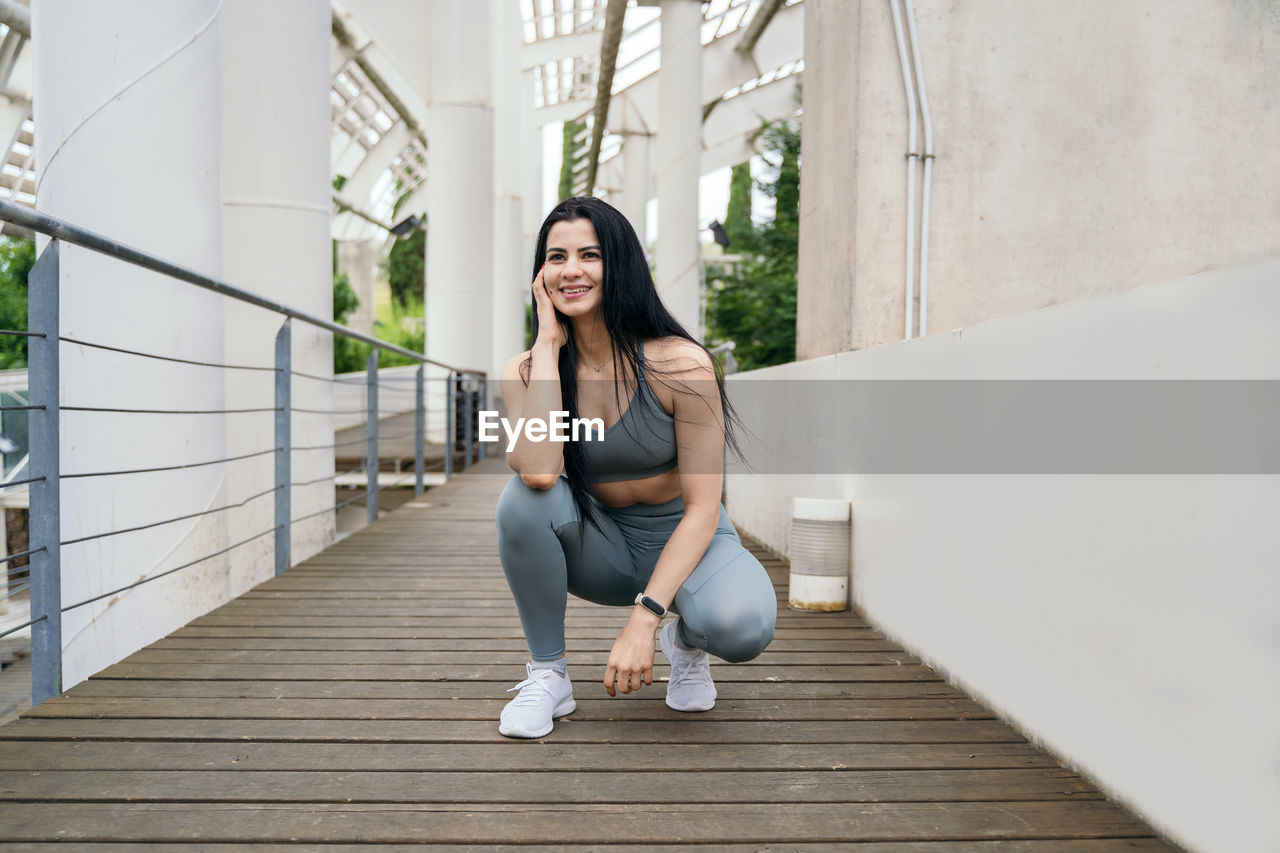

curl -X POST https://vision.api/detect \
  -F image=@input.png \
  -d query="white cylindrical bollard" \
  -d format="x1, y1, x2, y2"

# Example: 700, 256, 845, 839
789, 498, 852, 611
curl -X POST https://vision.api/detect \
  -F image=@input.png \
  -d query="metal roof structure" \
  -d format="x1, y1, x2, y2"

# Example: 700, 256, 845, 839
0, 0, 803, 243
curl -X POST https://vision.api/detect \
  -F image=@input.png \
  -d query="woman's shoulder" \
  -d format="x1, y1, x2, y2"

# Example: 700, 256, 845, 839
502, 350, 533, 382
643, 336, 713, 376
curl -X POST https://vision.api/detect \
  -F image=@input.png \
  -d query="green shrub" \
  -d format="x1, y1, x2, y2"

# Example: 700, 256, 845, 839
0, 237, 34, 370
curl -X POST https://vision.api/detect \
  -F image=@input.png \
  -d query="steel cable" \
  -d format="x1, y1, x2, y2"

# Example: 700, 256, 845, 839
60, 335, 276, 372
293, 437, 367, 452
62, 447, 278, 480
290, 464, 367, 489
61, 526, 276, 614
291, 407, 369, 415
62, 405, 279, 415
60, 486, 277, 547
1, 476, 46, 490
0, 615, 45, 641
0, 546, 46, 566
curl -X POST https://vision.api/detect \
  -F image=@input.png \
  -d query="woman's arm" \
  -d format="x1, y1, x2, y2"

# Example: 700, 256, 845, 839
604, 341, 725, 696
502, 268, 567, 489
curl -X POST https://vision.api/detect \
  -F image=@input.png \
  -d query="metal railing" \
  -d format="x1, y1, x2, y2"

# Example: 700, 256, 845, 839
0, 198, 486, 708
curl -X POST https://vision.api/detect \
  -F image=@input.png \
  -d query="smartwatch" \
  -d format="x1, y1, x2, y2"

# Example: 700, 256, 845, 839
634, 593, 667, 618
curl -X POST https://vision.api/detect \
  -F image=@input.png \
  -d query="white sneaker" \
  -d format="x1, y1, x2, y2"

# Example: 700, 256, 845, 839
659, 618, 716, 712
498, 663, 576, 738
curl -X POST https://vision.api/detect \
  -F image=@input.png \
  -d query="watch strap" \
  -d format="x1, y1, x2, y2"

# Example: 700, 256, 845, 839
634, 593, 667, 618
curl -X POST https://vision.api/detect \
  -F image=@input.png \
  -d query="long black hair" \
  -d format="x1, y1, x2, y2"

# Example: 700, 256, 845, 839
521, 196, 744, 531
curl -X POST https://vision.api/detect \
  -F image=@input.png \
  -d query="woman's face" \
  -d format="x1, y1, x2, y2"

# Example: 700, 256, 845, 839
543, 218, 604, 319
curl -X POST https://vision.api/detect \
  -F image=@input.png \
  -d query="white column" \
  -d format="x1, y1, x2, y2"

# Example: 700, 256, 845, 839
622, 132, 652, 247
520, 69, 544, 277
491, 0, 525, 395
33, 1, 226, 689
221, 0, 333, 584
337, 240, 379, 336
425, 0, 495, 436
654, 0, 703, 336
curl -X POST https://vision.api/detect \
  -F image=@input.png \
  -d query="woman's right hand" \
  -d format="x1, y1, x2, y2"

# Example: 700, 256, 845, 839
532, 266, 567, 350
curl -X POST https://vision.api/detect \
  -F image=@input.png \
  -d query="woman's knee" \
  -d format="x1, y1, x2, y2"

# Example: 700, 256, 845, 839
703, 598, 776, 663
682, 560, 777, 663
496, 475, 570, 540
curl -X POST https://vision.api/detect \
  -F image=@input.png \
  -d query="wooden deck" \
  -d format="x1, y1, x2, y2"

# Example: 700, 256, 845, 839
0, 459, 1177, 848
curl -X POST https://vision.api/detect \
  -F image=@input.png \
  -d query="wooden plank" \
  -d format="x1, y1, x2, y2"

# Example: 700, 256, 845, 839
186, 615, 861, 628
0, 840, 1181, 853
0, 740, 1057, 772
60, 679, 965, 701
0, 718, 1029, 744
0, 801, 1159, 844
147, 637, 905, 652
22, 696, 995, 722
0, 768, 1102, 804
168, 625, 883, 639
117, 649, 914, 666
88, 663, 944, 682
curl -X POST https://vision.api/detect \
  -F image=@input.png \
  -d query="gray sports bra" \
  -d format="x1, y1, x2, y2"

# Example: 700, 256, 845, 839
578, 347, 678, 484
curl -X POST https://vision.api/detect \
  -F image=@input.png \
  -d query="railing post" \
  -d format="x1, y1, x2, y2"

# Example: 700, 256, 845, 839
28, 239, 61, 706
366, 349, 379, 523
463, 374, 474, 470
444, 372, 455, 480
274, 318, 291, 575
414, 364, 425, 497
476, 376, 487, 462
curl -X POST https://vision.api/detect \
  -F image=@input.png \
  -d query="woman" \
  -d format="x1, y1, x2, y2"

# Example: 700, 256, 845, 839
494, 196, 777, 738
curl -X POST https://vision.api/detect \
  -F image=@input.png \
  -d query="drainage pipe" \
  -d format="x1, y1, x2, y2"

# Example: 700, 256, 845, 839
904, 0, 933, 336
888, 0, 918, 339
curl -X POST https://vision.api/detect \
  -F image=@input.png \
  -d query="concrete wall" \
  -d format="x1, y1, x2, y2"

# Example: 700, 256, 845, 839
798, 0, 1280, 357
725, 260, 1280, 852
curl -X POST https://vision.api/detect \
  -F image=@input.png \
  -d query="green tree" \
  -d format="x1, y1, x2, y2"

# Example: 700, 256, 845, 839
723, 162, 754, 248
705, 112, 801, 371
387, 228, 425, 309
332, 270, 367, 373
559, 119, 587, 201
0, 237, 35, 369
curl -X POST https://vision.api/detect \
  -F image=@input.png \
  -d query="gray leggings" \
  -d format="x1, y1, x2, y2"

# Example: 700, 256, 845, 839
495, 475, 777, 663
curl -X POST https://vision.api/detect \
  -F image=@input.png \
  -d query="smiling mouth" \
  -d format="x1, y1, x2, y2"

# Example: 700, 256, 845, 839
560, 286, 591, 297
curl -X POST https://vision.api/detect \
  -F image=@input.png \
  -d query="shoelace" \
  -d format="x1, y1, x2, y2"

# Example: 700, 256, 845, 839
506, 669, 563, 707
667, 645, 713, 690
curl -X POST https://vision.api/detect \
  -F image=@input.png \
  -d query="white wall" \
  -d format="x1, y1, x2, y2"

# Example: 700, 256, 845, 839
798, 0, 1280, 356
34, 1, 229, 690
725, 260, 1280, 852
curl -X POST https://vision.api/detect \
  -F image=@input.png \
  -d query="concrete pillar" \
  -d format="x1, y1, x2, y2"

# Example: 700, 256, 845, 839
621, 132, 652, 247
221, 0, 333, 584
424, 0, 495, 438
654, 0, 703, 336
33, 0, 227, 689
491, 0, 525, 394
337, 240, 379, 337
520, 68, 543, 282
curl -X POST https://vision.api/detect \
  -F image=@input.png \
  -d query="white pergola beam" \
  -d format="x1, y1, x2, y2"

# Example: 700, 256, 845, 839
595, 72, 804, 194
521, 30, 601, 69
586, 1, 803, 135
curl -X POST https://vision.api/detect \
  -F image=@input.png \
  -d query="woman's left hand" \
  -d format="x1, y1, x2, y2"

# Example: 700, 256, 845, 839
603, 610, 660, 696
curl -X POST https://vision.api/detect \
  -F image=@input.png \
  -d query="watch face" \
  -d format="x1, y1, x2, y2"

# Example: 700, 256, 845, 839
640, 596, 664, 616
